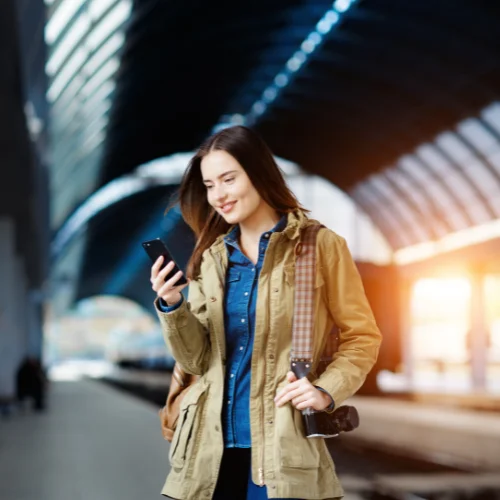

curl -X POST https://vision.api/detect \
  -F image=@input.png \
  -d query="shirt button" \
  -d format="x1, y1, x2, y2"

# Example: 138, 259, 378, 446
252, 268, 255, 272
228, 400, 231, 405
230, 373, 234, 378
239, 346, 244, 351
241, 319, 245, 323
264, 233, 269, 238
244, 292, 248, 296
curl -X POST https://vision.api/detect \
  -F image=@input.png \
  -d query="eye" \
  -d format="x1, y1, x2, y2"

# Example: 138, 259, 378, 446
205, 185, 213, 190
224, 177, 235, 184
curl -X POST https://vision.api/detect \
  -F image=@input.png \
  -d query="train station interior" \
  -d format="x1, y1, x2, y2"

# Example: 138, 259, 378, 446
1, 0, 500, 498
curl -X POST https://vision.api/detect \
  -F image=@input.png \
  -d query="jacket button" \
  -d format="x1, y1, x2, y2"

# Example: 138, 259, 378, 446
210, 296, 216, 302
269, 354, 274, 360
273, 288, 279, 293
215, 425, 220, 432
268, 419, 273, 425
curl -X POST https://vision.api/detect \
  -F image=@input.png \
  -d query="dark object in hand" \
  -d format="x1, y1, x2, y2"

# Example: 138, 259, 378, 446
302, 405, 359, 438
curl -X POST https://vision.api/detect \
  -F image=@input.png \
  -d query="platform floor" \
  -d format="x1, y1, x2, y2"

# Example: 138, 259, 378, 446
0, 380, 169, 500
2, 379, 499, 500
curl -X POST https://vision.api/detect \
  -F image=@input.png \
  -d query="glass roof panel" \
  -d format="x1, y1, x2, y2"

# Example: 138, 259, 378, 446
436, 132, 474, 164
458, 118, 498, 155
482, 102, 500, 135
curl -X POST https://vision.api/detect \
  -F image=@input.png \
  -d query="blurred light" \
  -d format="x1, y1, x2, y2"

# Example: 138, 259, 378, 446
217, 0, 356, 129
89, 0, 118, 21
301, 39, 316, 54
413, 278, 471, 301
308, 32, 323, 46
230, 113, 245, 125
45, 0, 87, 44
263, 87, 277, 102
52, 75, 85, 107
316, 10, 340, 34
274, 73, 289, 87
83, 99, 112, 124
83, 80, 116, 109
252, 101, 266, 115
80, 57, 120, 97
395, 218, 500, 265
82, 127, 106, 153
46, 13, 91, 76
86, 0, 132, 50
83, 32, 125, 76
47, 47, 88, 102
334, 0, 352, 13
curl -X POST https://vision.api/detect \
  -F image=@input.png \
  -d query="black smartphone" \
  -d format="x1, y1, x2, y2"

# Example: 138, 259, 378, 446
142, 238, 188, 286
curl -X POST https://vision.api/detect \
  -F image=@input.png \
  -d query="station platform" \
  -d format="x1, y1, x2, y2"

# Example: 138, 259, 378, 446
346, 395, 500, 471
1, 378, 499, 500
0, 380, 169, 500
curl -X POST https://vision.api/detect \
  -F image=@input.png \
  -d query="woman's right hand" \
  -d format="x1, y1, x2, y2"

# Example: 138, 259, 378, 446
151, 257, 190, 305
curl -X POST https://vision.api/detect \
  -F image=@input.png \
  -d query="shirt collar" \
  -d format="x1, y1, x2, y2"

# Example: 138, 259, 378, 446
224, 213, 288, 245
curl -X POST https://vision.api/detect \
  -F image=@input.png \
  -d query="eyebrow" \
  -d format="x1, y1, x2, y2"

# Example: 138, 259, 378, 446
202, 170, 238, 184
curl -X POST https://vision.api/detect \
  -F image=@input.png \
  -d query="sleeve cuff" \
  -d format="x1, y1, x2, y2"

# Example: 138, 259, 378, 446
315, 386, 335, 413
158, 295, 184, 313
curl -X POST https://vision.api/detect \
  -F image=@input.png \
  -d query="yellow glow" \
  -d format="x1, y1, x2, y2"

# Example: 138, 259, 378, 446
410, 277, 471, 362
394, 218, 500, 265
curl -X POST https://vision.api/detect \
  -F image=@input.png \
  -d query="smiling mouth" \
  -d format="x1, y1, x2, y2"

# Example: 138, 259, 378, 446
220, 201, 237, 213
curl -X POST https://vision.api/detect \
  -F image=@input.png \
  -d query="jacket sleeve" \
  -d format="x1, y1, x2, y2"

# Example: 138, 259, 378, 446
154, 275, 211, 375
311, 230, 382, 407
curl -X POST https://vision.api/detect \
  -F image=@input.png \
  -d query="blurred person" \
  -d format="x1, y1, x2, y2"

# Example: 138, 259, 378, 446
150, 126, 381, 499
16, 356, 47, 411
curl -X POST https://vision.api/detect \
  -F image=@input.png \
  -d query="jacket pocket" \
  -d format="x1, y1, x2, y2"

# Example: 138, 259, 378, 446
277, 405, 321, 469
169, 380, 208, 470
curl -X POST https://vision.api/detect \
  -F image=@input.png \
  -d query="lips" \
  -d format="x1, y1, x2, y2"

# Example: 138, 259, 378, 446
220, 201, 237, 214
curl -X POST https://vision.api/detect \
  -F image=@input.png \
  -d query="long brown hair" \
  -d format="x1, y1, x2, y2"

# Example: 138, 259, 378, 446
168, 126, 308, 279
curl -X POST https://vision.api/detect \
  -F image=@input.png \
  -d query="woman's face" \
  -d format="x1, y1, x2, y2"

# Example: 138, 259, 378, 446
200, 149, 262, 225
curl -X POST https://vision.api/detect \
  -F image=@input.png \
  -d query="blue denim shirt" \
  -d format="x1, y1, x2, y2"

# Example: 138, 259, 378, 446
219, 215, 288, 447
159, 215, 333, 448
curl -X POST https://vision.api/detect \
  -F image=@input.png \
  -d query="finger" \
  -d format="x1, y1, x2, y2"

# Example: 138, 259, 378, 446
296, 399, 315, 411
291, 390, 315, 407
156, 270, 185, 296
157, 261, 175, 281
274, 381, 300, 402
151, 256, 164, 278
287, 371, 298, 383
158, 279, 189, 299
275, 387, 304, 407
152, 261, 175, 290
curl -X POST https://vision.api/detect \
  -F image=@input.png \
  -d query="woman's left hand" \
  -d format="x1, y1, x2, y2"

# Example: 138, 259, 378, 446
274, 371, 333, 411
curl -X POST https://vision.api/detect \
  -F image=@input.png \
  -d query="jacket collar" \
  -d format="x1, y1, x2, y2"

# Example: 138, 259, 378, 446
209, 209, 312, 256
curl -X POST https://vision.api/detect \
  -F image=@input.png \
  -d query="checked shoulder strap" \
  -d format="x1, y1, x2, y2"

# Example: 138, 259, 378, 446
290, 224, 339, 379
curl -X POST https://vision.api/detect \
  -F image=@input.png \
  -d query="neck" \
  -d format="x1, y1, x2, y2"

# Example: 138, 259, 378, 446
238, 203, 281, 244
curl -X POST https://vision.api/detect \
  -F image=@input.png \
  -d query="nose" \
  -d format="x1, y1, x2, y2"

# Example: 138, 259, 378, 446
212, 184, 227, 203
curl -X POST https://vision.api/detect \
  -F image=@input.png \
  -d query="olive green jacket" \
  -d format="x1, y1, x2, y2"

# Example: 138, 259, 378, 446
156, 210, 382, 499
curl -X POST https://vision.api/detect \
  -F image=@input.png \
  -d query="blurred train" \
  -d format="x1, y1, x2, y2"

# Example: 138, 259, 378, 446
105, 329, 175, 371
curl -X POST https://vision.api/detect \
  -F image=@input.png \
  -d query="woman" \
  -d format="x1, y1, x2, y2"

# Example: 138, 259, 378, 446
150, 126, 381, 500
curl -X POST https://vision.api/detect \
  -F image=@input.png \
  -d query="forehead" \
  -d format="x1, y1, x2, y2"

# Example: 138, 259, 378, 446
200, 150, 243, 180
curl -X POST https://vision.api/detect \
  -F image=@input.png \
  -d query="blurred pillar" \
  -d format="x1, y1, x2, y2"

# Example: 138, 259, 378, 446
0, 217, 30, 398
400, 278, 414, 385
470, 272, 487, 391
